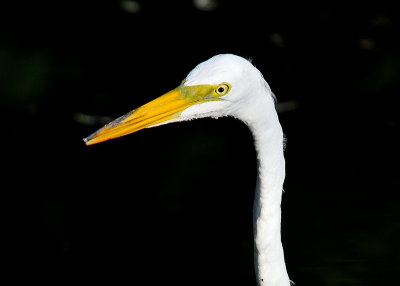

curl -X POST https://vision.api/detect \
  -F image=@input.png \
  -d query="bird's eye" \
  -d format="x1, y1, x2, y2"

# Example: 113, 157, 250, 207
215, 83, 230, 95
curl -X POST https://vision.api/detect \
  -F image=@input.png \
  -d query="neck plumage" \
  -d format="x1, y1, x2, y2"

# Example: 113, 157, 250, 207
247, 100, 290, 286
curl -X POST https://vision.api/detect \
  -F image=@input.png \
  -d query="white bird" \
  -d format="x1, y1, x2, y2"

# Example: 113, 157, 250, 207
84, 54, 291, 286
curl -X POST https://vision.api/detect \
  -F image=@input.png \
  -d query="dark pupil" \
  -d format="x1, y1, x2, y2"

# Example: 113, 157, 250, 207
218, 87, 225, 93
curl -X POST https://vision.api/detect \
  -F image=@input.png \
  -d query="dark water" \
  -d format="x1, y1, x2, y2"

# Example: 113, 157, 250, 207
2, 1, 399, 285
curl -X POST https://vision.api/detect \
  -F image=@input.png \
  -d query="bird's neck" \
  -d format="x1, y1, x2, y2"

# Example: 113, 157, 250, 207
248, 105, 290, 286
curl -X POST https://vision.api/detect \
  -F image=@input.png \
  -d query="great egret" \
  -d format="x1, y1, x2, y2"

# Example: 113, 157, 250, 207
84, 54, 290, 286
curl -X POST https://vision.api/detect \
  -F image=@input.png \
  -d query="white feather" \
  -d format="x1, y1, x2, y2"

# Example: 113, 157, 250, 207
176, 54, 290, 286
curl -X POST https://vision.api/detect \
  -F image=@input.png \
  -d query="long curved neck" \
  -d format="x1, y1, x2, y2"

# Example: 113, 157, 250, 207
247, 101, 290, 286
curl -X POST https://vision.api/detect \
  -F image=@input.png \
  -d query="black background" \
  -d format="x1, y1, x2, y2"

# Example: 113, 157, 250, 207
2, 1, 399, 285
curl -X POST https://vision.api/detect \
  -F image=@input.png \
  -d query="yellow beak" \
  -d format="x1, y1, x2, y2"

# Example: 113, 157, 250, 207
83, 83, 226, 145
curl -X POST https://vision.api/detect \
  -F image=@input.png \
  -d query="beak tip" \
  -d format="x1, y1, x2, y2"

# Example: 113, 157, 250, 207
83, 134, 95, 146
83, 137, 90, 146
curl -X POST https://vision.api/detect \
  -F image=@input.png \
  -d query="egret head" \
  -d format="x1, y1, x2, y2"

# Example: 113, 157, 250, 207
84, 54, 274, 145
